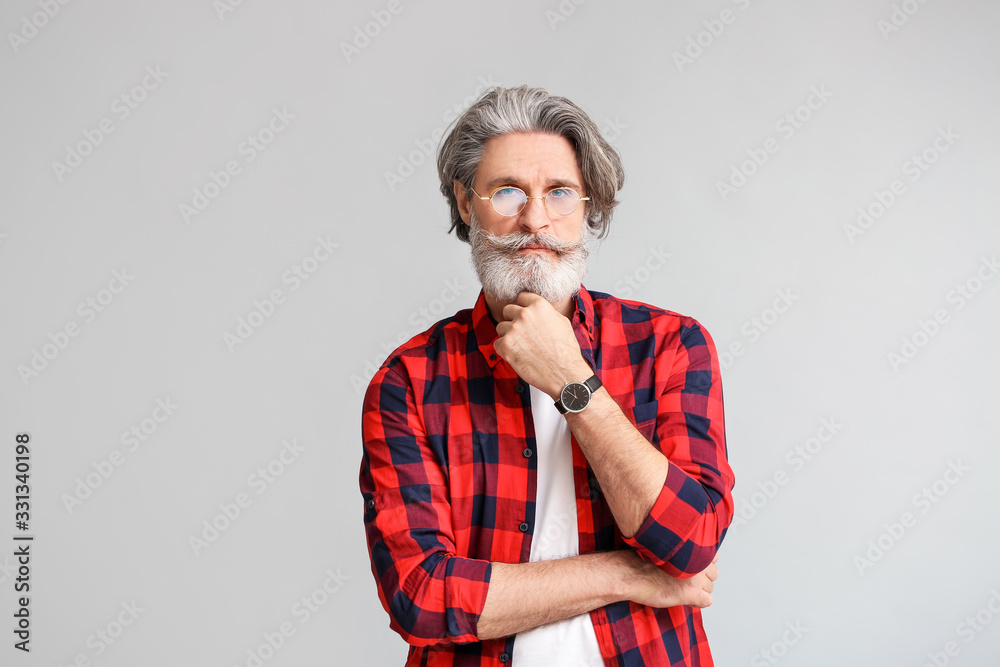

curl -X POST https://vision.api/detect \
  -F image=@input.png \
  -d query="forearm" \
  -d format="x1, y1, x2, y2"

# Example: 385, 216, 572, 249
476, 551, 625, 640
565, 387, 670, 538
477, 548, 717, 641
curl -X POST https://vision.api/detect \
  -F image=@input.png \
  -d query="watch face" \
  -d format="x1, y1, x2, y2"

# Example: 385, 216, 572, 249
560, 382, 591, 412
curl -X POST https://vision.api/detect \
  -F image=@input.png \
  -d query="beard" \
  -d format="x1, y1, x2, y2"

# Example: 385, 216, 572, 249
468, 209, 590, 305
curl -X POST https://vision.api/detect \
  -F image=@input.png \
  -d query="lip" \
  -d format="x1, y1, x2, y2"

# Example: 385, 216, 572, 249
518, 245, 552, 253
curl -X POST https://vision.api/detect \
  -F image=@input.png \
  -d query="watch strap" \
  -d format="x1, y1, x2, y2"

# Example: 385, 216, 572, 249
582, 374, 602, 395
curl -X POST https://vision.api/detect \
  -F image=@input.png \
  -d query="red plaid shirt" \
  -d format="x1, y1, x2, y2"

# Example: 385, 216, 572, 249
360, 286, 735, 666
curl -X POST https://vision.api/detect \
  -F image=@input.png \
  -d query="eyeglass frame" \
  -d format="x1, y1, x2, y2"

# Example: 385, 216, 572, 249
469, 184, 590, 217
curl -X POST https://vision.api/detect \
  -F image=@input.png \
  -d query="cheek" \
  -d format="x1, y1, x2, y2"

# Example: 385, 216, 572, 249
558, 221, 586, 243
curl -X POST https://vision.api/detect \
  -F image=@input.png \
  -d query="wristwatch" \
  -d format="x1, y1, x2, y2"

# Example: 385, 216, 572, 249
554, 374, 602, 414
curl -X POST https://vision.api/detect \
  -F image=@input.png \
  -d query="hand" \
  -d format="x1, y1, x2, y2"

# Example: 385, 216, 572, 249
493, 292, 592, 399
617, 550, 718, 609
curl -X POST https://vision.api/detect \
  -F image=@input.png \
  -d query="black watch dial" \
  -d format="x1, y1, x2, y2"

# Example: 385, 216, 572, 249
560, 382, 591, 412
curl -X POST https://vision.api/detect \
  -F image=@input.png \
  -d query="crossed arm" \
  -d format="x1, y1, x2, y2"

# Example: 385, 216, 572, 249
477, 543, 719, 640
360, 293, 733, 645
482, 293, 732, 639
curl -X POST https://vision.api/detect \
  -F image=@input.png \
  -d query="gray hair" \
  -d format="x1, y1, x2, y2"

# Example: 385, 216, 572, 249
436, 85, 626, 243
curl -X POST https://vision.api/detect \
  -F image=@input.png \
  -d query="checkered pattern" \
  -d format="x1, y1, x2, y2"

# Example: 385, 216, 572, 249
360, 287, 735, 666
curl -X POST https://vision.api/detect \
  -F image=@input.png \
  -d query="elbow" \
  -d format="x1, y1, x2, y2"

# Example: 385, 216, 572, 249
663, 541, 721, 578
386, 592, 482, 647
660, 497, 732, 577
626, 490, 731, 578
626, 534, 723, 579
386, 595, 458, 647
380, 552, 490, 647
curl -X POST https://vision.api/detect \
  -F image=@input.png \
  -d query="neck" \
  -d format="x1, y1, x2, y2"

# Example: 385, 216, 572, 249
484, 291, 575, 323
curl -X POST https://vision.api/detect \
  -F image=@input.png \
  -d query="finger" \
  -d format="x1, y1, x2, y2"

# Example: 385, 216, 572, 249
517, 292, 542, 306
496, 321, 512, 337
704, 564, 718, 582
501, 303, 522, 322
711, 553, 720, 565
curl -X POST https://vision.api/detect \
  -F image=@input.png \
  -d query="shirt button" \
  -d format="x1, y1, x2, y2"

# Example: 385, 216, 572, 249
514, 383, 524, 394
365, 498, 375, 511
522, 448, 532, 458
500, 652, 510, 662
519, 522, 529, 532
490, 353, 497, 361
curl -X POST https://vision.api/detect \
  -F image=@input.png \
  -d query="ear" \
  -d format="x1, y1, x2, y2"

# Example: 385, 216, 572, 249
454, 180, 472, 225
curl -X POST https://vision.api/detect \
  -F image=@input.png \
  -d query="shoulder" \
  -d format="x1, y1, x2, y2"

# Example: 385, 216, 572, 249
587, 289, 714, 346
367, 306, 474, 392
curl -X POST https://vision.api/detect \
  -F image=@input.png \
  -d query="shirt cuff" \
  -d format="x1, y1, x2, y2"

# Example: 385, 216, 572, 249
622, 462, 716, 577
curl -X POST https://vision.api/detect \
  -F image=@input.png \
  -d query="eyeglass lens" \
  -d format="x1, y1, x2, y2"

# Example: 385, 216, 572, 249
490, 187, 582, 216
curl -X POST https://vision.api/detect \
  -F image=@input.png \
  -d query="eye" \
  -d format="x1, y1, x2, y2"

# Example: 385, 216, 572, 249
494, 187, 522, 198
548, 188, 573, 198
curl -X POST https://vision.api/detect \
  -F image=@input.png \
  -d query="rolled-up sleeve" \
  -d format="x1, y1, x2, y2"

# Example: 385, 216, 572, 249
622, 320, 735, 578
360, 362, 491, 646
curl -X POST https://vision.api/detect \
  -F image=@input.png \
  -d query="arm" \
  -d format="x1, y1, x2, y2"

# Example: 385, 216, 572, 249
477, 550, 718, 640
494, 294, 735, 577
361, 363, 492, 646
362, 360, 719, 646
564, 386, 670, 538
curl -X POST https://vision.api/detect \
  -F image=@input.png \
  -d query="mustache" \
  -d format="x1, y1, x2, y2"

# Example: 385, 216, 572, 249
476, 229, 583, 255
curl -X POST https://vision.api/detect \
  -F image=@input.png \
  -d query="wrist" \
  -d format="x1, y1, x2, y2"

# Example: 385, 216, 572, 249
548, 359, 596, 400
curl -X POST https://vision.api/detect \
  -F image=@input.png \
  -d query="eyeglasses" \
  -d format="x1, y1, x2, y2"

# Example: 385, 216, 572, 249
470, 185, 590, 217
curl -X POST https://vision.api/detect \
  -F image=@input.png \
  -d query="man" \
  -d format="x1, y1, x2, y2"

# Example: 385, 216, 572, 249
361, 85, 735, 666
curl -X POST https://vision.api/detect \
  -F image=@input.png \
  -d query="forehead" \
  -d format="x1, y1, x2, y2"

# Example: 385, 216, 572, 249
476, 132, 583, 189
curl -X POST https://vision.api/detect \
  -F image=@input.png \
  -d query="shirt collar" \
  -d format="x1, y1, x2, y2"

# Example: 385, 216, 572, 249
472, 286, 596, 369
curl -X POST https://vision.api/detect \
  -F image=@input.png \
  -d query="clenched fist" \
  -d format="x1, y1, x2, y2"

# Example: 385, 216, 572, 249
618, 550, 719, 609
493, 292, 593, 399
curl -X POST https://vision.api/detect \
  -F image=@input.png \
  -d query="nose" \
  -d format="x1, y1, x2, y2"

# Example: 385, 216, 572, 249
516, 196, 552, 234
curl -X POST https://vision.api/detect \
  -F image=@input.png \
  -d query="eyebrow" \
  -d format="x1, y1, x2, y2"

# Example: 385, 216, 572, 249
482, 176, 584, 192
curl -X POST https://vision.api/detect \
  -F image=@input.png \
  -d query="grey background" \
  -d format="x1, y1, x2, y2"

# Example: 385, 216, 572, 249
1, 0, 998, 665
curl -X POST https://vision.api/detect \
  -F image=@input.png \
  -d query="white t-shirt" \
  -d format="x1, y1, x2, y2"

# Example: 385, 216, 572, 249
510, 385, 604, 665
